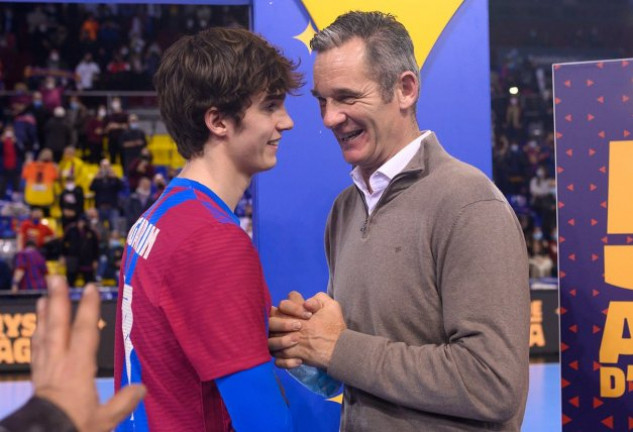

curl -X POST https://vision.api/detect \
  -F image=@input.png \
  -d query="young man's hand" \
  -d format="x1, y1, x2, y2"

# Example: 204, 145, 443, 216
269, 291, 346, 370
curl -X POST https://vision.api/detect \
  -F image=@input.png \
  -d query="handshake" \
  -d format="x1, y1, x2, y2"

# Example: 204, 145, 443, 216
268, 291, 346, 397
268, 291, 347, 370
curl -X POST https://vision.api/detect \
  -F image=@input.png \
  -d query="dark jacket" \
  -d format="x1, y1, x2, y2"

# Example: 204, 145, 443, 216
90, 175, 123, 208
0, 397, 76, 432
44, 117, 72, 153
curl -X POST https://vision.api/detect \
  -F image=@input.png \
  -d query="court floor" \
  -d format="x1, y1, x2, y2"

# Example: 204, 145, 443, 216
0, 363, 560, 430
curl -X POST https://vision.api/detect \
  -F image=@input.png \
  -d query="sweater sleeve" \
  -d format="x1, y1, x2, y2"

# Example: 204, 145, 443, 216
0, 397, 77, 432
326, 199, 530, 424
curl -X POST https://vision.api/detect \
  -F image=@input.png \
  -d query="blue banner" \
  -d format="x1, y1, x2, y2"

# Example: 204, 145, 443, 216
555, 58, 633, 431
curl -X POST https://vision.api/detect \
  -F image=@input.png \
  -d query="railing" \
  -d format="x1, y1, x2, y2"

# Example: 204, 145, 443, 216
0, 90, 165, 135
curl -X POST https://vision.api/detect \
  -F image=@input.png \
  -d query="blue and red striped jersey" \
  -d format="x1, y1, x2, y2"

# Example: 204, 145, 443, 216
114, 178, 272, 431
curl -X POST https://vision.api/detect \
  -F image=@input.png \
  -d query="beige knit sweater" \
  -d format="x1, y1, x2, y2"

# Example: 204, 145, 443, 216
325, 132, 530, 431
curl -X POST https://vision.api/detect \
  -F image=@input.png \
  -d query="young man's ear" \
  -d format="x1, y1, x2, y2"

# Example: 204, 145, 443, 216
204, 107, 229, 137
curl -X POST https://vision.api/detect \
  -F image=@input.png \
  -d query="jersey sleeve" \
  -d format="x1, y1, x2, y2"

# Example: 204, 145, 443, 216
14, 253, 25, 270
160, 223, 272, 381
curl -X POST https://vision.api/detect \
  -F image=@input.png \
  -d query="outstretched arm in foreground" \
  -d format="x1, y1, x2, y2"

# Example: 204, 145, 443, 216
0, 277, 146, 432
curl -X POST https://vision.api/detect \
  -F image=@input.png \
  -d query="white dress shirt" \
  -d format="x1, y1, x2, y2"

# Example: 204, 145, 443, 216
351, 130, 431, 214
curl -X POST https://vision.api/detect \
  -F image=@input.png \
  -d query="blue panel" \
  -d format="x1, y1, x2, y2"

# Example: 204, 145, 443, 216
253, 0, 350, 308
417, 0, 493, 176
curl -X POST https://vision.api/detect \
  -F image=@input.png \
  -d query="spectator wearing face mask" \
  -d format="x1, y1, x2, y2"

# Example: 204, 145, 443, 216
103, 97, 128, 165
119, 113, 147, 173
151, 173, 166, 201
61, 215, 99, 287
17, 207, 54, 251
85, 207, 110, 282
12, 100, 39, 156
29, 91, 50, 147
90, 158, 123, 232
529, 165, 556, 241
67, 96, 89, 150
126, 147, 154, 192
124, 176, 154, 230
84, 105, 106, 164
59, 174, 84, 230
503, 140, 529, 196
44, 106, 72, 162
0, 125, 25, 200
40, 76, 64, 111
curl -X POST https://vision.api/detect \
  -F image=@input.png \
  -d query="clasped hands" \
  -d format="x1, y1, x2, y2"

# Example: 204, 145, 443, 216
268, 291, 346, 371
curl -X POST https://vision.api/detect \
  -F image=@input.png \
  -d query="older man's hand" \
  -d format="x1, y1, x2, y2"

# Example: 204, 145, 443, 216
269, 292, 346, 370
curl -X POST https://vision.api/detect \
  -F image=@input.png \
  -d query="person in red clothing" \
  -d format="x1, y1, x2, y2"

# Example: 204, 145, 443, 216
17, 207, 54, 251
0, 125, 24, 199
11, 239, 48, 291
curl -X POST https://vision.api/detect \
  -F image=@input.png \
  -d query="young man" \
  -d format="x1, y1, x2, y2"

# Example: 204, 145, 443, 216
269, 11, 530, 432
114, 28, 301, 431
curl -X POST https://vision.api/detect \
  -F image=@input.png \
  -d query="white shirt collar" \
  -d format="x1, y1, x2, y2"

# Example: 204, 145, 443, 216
351, 130, 431, 214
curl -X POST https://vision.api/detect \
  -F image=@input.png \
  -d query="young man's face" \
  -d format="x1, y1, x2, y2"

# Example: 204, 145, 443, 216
226, 92, 294, 176
312, 37, 407, 178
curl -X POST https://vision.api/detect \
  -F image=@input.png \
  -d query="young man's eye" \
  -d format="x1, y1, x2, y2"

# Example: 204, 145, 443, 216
264, 102, 280, 112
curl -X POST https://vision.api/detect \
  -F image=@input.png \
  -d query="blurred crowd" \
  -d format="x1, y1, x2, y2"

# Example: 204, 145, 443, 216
491, 51, 557, 279
4, 2, 610, 289
0, 3, 248, 92
0, 92, 253, 291
0, 95, 173, 291
0, 4, 252, 292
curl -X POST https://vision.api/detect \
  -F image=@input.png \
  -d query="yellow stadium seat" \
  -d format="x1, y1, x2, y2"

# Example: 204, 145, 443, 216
149, 134, 175, 166
46, 260, 65, 276
41, 217, 62, 236
112, 163, 124, 178
170, 148, 185, 169
49, 205, 62, 221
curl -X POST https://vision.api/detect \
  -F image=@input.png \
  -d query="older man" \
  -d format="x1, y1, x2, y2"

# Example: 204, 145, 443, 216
269, 11, 530, 432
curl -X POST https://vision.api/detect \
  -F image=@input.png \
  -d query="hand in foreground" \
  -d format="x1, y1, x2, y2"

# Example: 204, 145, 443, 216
269, 292, 346, 370
31, 276, 146, 431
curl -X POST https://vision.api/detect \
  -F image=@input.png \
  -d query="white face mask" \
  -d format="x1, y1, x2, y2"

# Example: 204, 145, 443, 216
65, 182, 75, 190
98, 109, 106, 117
111, 101, 121, 111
